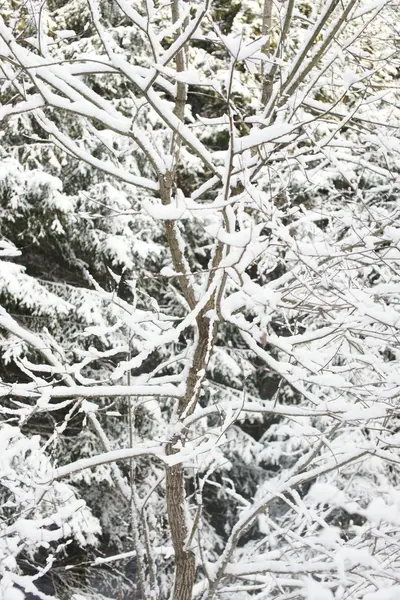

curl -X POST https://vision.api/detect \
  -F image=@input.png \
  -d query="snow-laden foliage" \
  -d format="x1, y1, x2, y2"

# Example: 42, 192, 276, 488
0, 423, 100, 600
0, 0, 399, 598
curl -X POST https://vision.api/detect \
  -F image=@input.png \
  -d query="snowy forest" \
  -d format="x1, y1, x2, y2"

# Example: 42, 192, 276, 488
0, 0, 399, 598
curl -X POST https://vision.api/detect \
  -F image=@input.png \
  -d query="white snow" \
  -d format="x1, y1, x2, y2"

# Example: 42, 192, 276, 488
234, 123, 297, 153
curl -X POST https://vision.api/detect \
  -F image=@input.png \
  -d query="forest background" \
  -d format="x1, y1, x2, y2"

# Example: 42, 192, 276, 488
0, 0, 400, 599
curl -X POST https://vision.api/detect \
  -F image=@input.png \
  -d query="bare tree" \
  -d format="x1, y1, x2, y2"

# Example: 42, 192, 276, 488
0, 0, 400, 599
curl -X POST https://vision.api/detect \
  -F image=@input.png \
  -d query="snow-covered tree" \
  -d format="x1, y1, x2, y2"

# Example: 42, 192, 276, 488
0, 0, 399, 599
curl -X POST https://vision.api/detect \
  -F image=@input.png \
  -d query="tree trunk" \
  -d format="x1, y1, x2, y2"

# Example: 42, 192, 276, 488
165, 314, 218, 600
165, 460, 196, 600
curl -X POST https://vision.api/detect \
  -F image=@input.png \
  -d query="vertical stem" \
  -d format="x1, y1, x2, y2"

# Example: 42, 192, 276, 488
165, 315, 218, 600
261, 0, 273, 106
163, 2, 199, 599
127, 361, 147, 599
171, 0, 187, 122
170, 0, 188, 166
161, 7, 236, 600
